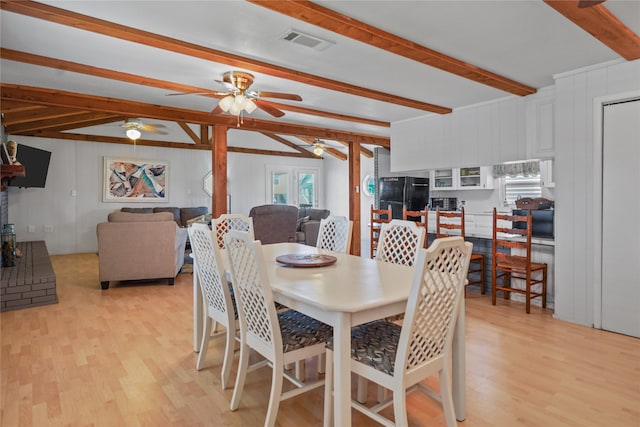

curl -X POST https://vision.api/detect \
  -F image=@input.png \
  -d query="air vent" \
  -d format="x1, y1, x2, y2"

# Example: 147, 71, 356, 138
280, 29, 334, 51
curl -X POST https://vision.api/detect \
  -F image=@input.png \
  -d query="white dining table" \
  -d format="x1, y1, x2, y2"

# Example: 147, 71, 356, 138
192, 243, 466, 426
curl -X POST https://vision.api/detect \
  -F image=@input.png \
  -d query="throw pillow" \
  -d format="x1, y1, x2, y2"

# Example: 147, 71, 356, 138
296, 215, 310, 231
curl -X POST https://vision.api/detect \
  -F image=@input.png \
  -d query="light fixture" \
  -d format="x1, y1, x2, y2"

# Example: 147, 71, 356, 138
126, 128, 141, 140
312, 139, 325, 156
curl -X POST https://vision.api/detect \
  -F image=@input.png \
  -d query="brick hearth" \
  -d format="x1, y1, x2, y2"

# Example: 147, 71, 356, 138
1, 240, 57, 311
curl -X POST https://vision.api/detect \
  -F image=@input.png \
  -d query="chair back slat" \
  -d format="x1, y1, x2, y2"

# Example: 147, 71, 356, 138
403, 206, 428, 248
492, 208, 534, 267
224, 230, 280, 361
436, 207, 466, 239
212, 214, 254, 249
396, 237, 472, 371
370, 204, 392, 258
188, 223, 233, 323
316, 215, 353, 254
376, 219, 426, 266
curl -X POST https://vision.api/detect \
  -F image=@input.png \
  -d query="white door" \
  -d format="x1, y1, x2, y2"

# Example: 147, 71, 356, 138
602, 99, 640, 338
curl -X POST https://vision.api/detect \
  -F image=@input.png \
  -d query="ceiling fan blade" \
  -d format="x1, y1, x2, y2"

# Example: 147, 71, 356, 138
141, 123, 168, 135
257, 91, 302, 101
165, 90, 221, 96
254, 99, 285, 117
577, 0, 606, 7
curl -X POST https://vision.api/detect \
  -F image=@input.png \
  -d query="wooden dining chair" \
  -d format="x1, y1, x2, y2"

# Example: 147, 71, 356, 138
188, 223, 238, 389
324, 237, 472, 427
370, 204, 392, 259
436, 207, 485, 295
492, 208, 548, 313
316, 215, 353, 254
402, 206, 429, 248
224, 230, 333, 427
375, 219, 426, 267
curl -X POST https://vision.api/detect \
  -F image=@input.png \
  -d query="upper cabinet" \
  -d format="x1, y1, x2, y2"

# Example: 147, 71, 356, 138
430, 166, 493, 190
526, 86, 555, 159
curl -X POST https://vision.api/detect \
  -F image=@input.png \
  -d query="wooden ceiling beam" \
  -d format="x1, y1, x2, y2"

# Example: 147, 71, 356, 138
0, 101, 46, 114
1, 83, 390, 146
261, 133, 317, 158
177, 122, 201, 145
544, 1, 640, 60
1, 105, 90, 126
6, 112, 122, 134
0, 0, 451, 114
249, 0, 536, 96
334, 140, 373, 158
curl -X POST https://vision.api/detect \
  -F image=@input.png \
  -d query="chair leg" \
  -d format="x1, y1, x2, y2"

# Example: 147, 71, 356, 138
196, 316, 213, 371
542, 266, 548, 308
480, 257, 485, 294
438, 368, 457, 427
323, 349, 334, 427
230, 343, 250, 411
503, 272, 511, 299
221, 323, 235, 389
356, 375, 368, 403
392, 386, 408, 427
317, 353, 326, 374
526, 276, 531, 314
295, 360, 305, 382
264, 363, 284, 427
492, 268, 497, 305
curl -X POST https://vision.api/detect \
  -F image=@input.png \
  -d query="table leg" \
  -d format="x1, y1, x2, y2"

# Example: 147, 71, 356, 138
193, 258, 203, 353
333, 313, 351, 427
452, 296, 466, 421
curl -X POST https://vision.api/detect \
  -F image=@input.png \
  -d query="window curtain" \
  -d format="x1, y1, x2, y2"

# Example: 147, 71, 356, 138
492, 161, 540, 178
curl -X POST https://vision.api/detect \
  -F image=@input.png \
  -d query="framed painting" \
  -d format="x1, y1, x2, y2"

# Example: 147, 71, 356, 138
103, 157, 168, 202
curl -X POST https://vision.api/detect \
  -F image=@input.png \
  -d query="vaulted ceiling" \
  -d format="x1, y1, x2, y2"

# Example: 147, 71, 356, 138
1, 0, 639, 159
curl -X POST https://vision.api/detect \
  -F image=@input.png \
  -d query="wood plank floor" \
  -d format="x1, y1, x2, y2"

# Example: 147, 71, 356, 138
1, 253, 639, 427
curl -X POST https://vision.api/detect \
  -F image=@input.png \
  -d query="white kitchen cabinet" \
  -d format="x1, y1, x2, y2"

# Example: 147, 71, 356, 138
540, 159, 555, 188
526, 86, 555, 159
458, 166, 494, 190
431, 168, 457, 190
431, 166, 493, 190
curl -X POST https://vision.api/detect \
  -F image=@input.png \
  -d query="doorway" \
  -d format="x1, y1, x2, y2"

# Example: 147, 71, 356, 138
601, 98, 640, 338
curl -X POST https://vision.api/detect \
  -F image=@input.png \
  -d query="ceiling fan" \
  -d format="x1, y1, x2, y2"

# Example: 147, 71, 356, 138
168, 71, 302, 118
121, 118, 168, 140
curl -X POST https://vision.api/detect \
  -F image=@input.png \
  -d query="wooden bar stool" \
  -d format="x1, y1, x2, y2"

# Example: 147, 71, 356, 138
436, 207, 485, 295
492, 208, 547, 313
370, 204, 392, 259
403, 206, 429, 248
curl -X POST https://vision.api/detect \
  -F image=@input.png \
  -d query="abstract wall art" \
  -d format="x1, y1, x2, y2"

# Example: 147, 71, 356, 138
103, 157, 168, 202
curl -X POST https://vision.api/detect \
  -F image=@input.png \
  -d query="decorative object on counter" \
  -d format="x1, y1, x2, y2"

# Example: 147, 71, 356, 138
6, 140, 20, 165
492, 160, 540, 177
1, 223, 17, 267
515, 197, 554, 210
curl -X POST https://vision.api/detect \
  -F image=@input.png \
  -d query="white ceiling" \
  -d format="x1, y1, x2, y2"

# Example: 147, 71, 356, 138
1, 0, 639, 152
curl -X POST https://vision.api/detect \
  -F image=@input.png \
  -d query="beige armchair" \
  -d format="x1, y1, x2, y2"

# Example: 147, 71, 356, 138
97, 211, 188, 289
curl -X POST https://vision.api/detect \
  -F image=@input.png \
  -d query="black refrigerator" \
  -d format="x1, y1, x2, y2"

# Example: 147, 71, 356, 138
378, 176, 430, 220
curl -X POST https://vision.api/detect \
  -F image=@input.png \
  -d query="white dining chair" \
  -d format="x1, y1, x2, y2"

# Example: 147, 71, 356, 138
224, 230, 333, 427
316, 215, 353, 254
212, 213, 254, 250
324, 236, 472, 427
375, 219, 426, 266
188, 223, 238, 389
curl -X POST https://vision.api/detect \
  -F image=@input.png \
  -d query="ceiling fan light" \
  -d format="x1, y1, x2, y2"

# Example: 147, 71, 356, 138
126, 128, 141, 140
229, 103, 242, 116
245, 99, 258, 114
219, 95, 235, 112
234, 94, 247, 109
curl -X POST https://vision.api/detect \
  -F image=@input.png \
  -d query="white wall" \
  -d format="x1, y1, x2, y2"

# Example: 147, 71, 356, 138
554, 59, 640, 327
6, 134, 376, 255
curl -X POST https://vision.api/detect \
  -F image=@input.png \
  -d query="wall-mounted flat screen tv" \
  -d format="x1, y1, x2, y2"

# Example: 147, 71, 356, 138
8, 144, 52, 188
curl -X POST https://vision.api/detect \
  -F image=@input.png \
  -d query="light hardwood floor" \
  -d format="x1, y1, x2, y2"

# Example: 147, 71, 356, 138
1, 253, 639, 427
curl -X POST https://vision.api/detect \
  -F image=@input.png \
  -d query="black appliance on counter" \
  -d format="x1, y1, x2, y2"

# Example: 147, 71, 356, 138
512, 209, 554, 239
379, 176, 430, 220
430, 197, 458, 211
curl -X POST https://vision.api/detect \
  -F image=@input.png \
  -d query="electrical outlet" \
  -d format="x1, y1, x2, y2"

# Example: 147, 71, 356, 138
71, 190, 77, 197
44, 225, 53, 233
28, 225, 35, 233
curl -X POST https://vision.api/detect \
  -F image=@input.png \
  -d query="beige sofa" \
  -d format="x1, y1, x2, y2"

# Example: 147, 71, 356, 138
97, 211, 188, 289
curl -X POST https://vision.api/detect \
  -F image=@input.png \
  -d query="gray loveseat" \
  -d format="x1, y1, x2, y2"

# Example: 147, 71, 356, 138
248, 204, 330, 246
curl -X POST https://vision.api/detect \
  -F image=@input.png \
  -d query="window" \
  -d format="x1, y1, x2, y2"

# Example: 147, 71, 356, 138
266, 166, 319, 207
504, 174, 542, 204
